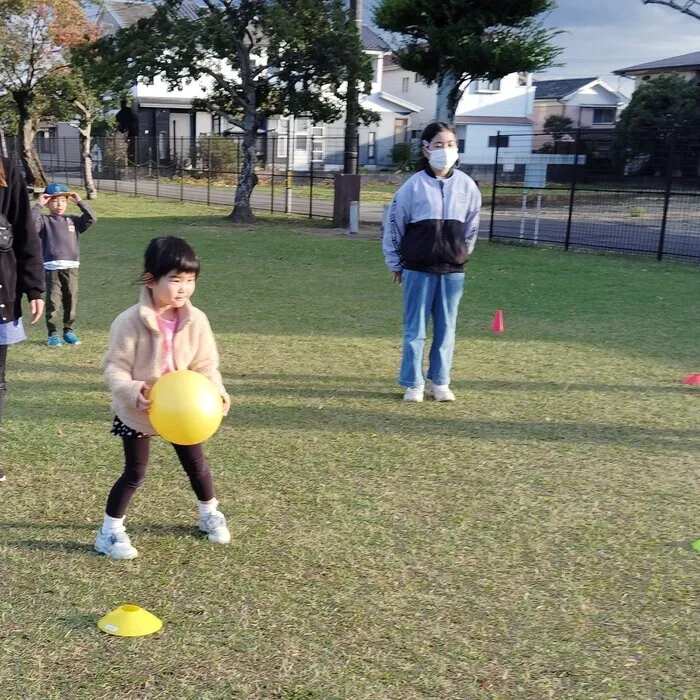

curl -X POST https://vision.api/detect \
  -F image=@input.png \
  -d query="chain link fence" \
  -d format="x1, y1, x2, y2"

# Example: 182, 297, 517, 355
2, 133, 362, 220
488, 129, 700, 262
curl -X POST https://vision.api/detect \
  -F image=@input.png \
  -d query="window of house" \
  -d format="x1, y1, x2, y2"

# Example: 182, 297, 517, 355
212, 115, 221, 134
414, 74, 421, 83
478, 79, 501, 92
402, 77, 409, 93
458, 139, 465, 153
311, 126, 324, 162
368, 132, 376, 161
488, 135, 510, 148
394, 118, 408, 144
276, 118, 289, 157
592, 108, 616, 125
38, 128, 57, 154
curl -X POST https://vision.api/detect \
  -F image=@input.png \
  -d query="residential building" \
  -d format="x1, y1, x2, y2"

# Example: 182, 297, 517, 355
46, 0, 420, 171
532, 77, 628, 157
382, 59, 536, 175
614, 51, 700, 90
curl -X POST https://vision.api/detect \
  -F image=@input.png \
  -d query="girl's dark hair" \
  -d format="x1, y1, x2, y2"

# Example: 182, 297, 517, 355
144, 236, 200, 281
415, 121, 458, 172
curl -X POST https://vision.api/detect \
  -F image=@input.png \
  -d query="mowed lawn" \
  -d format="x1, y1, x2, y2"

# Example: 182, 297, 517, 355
1, 193, 699, 700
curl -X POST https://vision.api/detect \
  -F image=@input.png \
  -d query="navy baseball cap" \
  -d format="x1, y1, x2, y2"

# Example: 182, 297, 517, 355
44, 183, 70, 196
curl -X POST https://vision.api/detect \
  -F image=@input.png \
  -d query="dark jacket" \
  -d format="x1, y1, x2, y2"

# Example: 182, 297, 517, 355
0, 158, 45, 323
383, 168, 482, 274
32, 202, 97, 264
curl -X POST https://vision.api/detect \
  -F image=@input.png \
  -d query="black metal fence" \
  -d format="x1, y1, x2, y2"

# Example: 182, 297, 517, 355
489, 129, 700, 262
1, 134, 360, 220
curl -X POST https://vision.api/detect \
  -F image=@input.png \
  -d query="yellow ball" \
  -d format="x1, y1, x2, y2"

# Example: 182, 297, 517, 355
149, 370, 222, 445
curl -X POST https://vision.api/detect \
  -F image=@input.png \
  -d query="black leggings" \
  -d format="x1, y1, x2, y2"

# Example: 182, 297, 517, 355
106, 437, 215, 518
0, 344, 7, 424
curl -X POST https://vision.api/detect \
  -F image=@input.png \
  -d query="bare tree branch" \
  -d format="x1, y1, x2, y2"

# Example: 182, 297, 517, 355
642, 0, 700, 20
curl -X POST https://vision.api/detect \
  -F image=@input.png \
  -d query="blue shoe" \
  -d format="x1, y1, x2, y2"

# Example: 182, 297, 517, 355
47, 334, 62, 347
63, 332, 81, 346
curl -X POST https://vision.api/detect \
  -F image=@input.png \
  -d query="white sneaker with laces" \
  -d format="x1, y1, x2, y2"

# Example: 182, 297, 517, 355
427, 383, 456, 401
198, 510, 231, 544
403, 386, 425, 402
94, 527, 139, 560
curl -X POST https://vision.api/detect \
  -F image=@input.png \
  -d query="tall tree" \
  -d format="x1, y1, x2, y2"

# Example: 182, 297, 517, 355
374, 0, 562, 123
0, 0, 99, 185
642, 0, 700, 20
61, 48, 128, 200
613, 74, 700, 175
85, 0, 373, 223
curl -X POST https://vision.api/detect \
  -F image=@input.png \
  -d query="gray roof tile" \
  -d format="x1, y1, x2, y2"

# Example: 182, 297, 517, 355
534, 77, 597, 99
615, 51, 700, 74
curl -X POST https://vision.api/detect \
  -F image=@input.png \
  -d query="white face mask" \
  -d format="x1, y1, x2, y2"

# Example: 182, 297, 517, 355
427, 147, 459, 171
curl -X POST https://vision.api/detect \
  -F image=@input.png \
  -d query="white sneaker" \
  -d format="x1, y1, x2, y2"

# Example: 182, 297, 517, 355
94, 527, 139, 560
198, 510, 231, 544
403, 386, 425, 402
427, 383, 455, 401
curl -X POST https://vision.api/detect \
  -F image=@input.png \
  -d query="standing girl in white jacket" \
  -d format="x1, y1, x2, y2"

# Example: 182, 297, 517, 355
383, 122, 482, 402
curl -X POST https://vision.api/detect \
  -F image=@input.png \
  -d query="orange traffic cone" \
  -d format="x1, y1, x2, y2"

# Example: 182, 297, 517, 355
491, 309, 504, 333
682, 373, 700, 385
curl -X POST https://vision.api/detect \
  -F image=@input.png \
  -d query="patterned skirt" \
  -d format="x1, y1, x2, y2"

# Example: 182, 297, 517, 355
110, 415, 151, 439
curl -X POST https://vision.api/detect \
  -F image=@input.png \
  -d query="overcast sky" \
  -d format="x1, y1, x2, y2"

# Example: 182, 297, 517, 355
537, 0, 700, 93
364, 0, 700, 95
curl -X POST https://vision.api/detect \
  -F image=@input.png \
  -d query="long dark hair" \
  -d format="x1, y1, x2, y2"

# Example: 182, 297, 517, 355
415, 121, 458, 172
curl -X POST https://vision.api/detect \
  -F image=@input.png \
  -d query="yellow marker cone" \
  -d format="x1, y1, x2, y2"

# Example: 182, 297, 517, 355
97, 605, 163, 637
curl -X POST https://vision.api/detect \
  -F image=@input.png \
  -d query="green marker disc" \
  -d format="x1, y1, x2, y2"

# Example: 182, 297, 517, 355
691, 540, 700, 552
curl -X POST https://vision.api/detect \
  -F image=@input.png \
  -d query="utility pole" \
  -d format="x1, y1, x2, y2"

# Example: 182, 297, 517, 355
343, 0, 362, 174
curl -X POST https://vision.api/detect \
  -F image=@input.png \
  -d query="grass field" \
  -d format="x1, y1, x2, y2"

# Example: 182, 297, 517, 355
1, 193, 699, 700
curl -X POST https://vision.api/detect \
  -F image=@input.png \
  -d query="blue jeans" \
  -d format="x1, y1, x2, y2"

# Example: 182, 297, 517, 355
399, 270, 465, 388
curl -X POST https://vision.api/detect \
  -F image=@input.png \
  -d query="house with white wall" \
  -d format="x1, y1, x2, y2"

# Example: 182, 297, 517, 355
72, 1, 419, 171
382, 59, 536, 173
266, 28, 422, 170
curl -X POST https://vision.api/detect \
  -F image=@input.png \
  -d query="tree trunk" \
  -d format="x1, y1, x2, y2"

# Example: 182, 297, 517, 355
0, 126, 8, 159
229, 125, 257, 223
15, 93, 46, 187
435, 71, 465, 124
78, 118, 97, 200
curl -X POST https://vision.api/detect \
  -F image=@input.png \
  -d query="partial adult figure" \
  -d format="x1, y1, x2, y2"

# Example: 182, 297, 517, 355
382, 122, 482, 402
0, 157, 46, 480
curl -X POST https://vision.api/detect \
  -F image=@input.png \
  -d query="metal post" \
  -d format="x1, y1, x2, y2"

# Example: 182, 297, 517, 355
63, 137, 69, 187
349, 201, 359, 234
489, 132, 500, 239
180, 137, 184, 201
309, 138, 314, 218
564, 129, 582, 251
156, 135, 160, 199
271, 136, 276, 213
207, 137, 211, 206
657, 132, 675, 261
285, 118, 294, 213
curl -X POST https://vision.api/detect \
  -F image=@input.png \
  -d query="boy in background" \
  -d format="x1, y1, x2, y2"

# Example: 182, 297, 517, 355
33, 183, 96, 346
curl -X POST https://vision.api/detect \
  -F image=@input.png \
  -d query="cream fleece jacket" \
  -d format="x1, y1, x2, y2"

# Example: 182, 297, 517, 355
103, 286, 229, 435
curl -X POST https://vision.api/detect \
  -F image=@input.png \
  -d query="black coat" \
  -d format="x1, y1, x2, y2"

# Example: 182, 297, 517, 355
0, 158, 44, 323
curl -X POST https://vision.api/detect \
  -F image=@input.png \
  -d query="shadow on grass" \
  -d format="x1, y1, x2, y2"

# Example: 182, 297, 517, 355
226, 404, 700, 451
2, 539, 94, 555
226, 373, 692, 397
